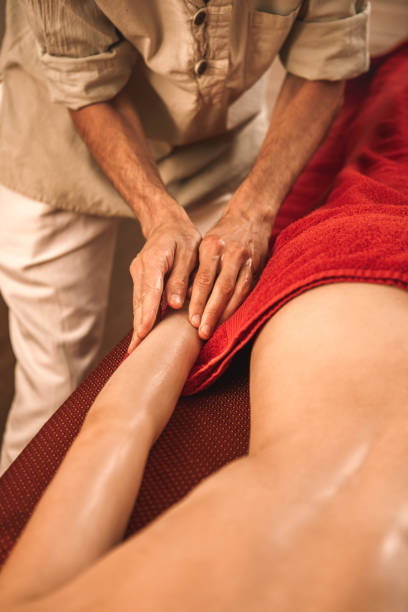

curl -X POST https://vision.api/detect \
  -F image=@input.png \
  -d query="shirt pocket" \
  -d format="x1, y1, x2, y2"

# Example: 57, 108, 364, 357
245, 2, 301, 85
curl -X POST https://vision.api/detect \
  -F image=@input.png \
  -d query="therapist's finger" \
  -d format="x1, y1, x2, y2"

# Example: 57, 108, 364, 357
189, 235, 223, 329
198, 244, 248, 340
138, 265, 165, 340
219, 258, 253, 325
166, 244, 197, 309
128, 262, 143, 353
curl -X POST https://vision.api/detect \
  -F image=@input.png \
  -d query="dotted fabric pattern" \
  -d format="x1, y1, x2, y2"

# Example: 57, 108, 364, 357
0, 340, 250, 568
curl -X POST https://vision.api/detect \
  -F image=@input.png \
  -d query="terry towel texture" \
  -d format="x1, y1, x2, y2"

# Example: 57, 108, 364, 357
184, 39, 408, 394
0, 41, 408, 567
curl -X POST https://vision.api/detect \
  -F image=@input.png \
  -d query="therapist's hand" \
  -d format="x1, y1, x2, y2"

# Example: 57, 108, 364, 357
128, 207, 201, 353
188, 204, 273, 340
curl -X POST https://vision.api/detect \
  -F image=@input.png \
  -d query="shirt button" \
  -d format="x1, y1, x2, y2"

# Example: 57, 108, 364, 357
193, 9, 207, 26
194, 59, 208, 76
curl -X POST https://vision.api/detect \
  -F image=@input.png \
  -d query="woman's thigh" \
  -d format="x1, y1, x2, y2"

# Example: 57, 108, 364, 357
247, 281, 408, 610
250, 281, 408, 455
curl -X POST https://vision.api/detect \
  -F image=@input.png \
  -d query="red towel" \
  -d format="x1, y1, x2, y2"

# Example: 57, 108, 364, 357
183, 40, 408, 395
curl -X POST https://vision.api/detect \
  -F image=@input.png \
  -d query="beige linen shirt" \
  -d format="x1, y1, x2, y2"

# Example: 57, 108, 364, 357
0, 1, 370, 219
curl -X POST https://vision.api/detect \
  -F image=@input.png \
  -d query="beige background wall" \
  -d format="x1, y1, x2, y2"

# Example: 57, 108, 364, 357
0, 0, 407, 445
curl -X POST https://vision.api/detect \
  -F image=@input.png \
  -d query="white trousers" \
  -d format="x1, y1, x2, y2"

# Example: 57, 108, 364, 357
0, 181, 230, 474
0, 184, 119, 472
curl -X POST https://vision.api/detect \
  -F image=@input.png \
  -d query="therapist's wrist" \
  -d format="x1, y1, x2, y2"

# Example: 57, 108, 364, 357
134, 188, 187, 239
225, 178, 278, 229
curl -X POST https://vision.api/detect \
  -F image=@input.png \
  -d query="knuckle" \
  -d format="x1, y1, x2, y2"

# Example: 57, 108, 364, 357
173, 272, 189, 285
200, 235, 222, 253
196, 272, 213, 289
150, 248, 166, 263
187, 239, 199, 254
189, 229, 201, 246
228, 240, 243, 252
228, 241, 248, 260
220, 278, 235, 296
148, 258, 166, 275
149, 284, 162, 295
203, 308, 219, 323
145, 243, 173, 265
129, 258, 139, 275
177, 248, 195, 269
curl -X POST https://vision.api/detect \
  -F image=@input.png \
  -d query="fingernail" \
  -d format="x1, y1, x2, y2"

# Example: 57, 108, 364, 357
199, 324, 211, 338
170, 294, 182, 307
191, 314, 201, 327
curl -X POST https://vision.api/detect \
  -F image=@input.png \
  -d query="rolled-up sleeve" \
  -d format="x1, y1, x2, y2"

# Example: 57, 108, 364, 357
279, 0, 370, 81
22, 0, 138, 109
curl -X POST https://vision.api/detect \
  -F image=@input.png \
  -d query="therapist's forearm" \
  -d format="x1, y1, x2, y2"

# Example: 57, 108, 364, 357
69, 88, 202, 348
69, 86, 182, 238
225, 73, 345, 223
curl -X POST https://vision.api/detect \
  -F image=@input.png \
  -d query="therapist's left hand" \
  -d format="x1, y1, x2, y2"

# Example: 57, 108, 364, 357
188, 204, 273, 340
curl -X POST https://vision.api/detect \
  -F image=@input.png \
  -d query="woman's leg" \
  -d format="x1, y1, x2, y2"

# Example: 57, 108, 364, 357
248, 282, 408, 611
4, 282, 408, 611
0, 309, 202, 607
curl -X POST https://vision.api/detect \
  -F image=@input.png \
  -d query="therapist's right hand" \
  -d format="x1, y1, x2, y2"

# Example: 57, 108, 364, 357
128, 207, 201, 353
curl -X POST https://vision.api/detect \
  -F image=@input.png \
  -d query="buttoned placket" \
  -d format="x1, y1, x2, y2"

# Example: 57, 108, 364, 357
190, 1, 210, 78
187, 0, 232, 110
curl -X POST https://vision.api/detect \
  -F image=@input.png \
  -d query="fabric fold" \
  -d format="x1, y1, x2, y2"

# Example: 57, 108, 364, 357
183, 40, 408, 395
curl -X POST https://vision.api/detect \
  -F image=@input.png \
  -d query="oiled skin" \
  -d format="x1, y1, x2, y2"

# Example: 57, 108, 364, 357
1, 283, 408, 611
